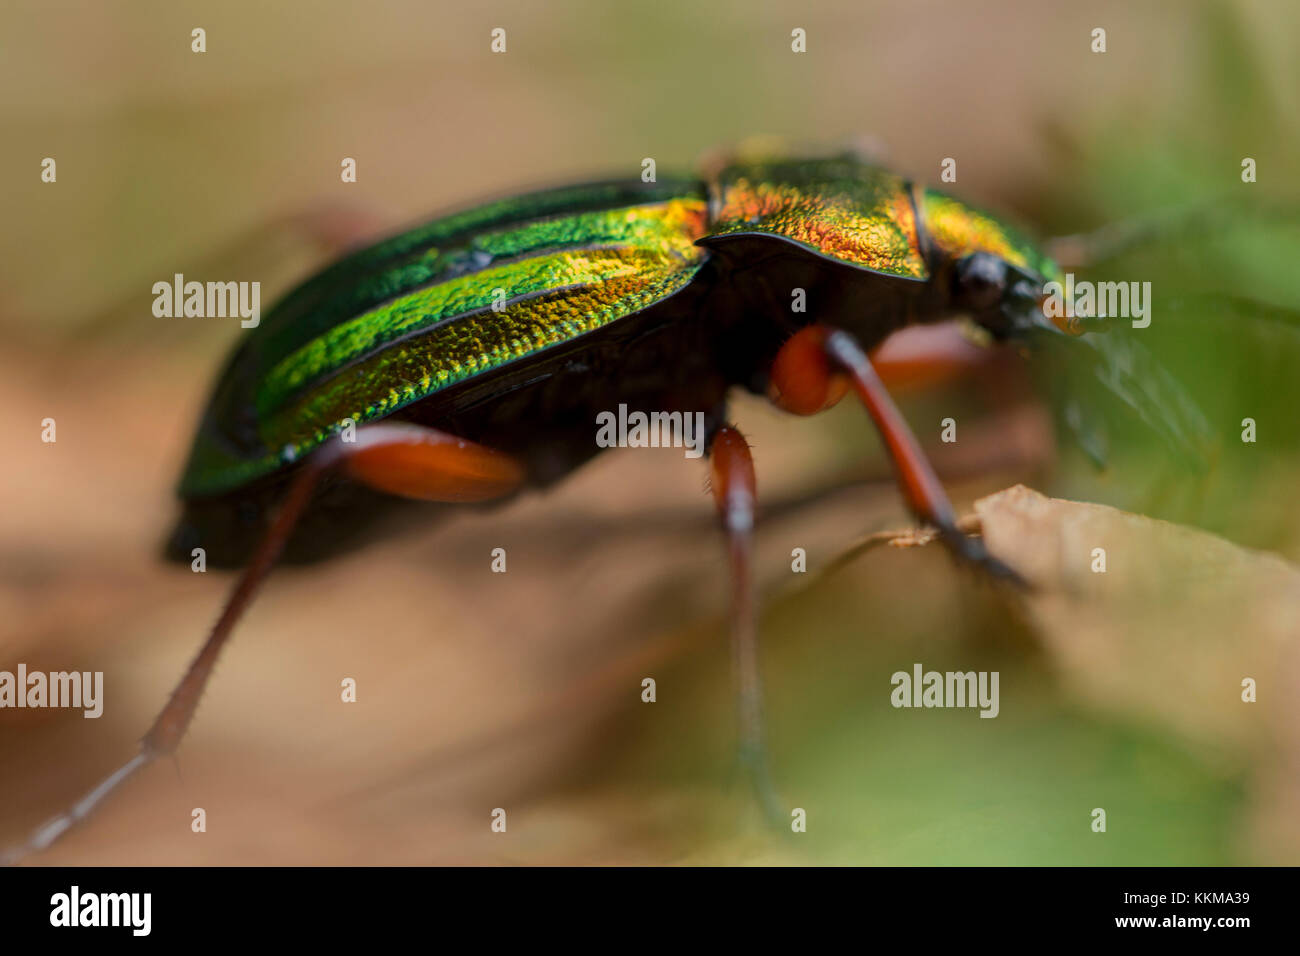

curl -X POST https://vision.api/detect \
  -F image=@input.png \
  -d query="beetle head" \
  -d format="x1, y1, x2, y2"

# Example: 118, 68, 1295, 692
920, 190, 1214, 470
917, 188, 1061, 340
950, 251, 1052, 341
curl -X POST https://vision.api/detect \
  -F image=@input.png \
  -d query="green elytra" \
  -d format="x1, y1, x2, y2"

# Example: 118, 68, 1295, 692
179, 156, 1061, 501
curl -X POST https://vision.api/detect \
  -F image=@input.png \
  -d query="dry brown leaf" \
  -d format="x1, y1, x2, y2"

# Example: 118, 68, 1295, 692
974, 485, 1300, 862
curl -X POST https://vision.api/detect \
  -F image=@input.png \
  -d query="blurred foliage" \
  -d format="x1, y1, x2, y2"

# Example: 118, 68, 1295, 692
1024, 4, 1300, 557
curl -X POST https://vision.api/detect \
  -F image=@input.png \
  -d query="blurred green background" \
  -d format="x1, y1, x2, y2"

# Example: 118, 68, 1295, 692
1, 0, 1298, 865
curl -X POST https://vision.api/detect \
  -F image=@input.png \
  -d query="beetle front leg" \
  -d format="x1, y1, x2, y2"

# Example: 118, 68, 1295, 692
708, 425, 784, 823
2, 423, 523, 863
820, 327, 1025, 586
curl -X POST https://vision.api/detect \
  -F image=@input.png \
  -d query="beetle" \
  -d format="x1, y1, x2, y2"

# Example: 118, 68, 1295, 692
7, 152, 1208, 858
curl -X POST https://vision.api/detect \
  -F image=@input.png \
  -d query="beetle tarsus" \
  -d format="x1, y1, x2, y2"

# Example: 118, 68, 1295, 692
938, 525, 1029, 590
1, 752, 153, 865
737, 739, 786, 828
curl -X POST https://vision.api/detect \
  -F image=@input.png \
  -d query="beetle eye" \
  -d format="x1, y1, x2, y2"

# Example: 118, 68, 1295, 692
955, 253, 1007, 311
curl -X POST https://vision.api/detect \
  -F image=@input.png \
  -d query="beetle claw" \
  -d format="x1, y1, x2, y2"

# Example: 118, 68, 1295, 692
940, 527, 1031, 591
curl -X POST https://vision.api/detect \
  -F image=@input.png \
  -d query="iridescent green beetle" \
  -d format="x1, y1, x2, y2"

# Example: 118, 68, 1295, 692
8, 153, 1206, 857
166, 156, 1071, 561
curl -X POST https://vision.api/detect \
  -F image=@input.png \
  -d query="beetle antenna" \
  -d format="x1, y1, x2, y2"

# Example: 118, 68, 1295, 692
1043, 197, 1286, 269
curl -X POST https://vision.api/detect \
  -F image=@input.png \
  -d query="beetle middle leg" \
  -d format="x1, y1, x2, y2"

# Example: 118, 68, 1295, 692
707, 424, 784, 823
2, 422, 523, 862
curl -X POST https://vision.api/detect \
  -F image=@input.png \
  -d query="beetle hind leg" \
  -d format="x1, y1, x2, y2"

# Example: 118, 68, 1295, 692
2, 423, 523, 862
